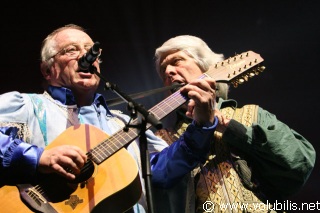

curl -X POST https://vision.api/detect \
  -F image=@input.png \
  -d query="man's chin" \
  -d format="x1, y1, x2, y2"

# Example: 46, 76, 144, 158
76, 80, 99, 90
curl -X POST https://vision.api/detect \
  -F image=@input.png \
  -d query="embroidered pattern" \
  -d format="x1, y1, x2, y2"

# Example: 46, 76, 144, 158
194, 104, 267, 213
157, 104, 269, 213
0, 122, 31, 143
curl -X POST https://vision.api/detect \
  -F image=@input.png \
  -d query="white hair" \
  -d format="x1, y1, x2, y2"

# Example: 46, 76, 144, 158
154, 35, 229, 99
40, 24, 85, 66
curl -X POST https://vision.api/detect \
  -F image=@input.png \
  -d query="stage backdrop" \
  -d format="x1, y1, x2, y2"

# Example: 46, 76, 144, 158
2, 0, 319, 205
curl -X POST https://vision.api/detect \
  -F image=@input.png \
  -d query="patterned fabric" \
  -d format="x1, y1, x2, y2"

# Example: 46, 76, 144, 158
0, 122, 31, 143
195, 105, 272, 213
156, 104, 274, 213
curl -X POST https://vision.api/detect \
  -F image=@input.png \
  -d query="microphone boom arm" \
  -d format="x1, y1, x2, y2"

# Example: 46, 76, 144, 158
90, 65, 163, 130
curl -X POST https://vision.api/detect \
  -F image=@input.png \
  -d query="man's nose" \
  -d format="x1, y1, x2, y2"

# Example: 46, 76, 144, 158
163, 65, 176, 85
165, 64, 177, 76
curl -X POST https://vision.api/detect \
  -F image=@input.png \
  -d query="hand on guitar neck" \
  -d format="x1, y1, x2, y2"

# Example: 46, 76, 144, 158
179, 77, 217, 127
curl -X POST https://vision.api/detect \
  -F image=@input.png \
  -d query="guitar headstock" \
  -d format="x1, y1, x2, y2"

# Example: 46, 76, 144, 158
205, 50, 265, 88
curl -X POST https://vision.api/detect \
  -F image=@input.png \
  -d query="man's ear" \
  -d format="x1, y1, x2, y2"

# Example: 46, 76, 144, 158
40, 61, 51, 79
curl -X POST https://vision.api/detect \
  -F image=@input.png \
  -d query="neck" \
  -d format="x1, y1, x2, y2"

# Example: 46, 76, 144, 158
73, 90, 95, 107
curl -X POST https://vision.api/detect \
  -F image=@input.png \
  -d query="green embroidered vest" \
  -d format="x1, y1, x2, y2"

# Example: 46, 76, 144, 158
156, 105, 275, 213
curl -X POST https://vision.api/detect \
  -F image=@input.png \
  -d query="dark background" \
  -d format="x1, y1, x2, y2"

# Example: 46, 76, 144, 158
2, 0, 319, 205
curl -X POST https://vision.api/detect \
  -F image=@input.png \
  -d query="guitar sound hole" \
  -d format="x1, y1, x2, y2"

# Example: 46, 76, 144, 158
70, 160, 95, 184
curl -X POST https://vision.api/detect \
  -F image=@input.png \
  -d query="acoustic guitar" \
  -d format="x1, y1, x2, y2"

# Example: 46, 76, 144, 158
0, 50, 264, 212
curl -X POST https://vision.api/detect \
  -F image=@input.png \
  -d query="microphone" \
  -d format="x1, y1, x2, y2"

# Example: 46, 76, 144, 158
170, 82, 184, 93
78, 41, 101, 72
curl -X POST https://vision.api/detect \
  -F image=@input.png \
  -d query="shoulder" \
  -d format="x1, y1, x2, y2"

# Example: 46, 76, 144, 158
0, 91, 37, 122
219, 99, 260, 126
0, 91, 34, 108
0, 91, 24, 99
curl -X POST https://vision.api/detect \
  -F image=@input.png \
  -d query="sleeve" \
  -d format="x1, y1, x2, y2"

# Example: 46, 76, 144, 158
150, 118, 218, 188
0, 129, 44, 184
222, 106, 316, 196
0, 92, 43, 184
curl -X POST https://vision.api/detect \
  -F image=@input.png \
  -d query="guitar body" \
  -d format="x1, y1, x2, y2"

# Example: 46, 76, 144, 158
0, 124, 142, 213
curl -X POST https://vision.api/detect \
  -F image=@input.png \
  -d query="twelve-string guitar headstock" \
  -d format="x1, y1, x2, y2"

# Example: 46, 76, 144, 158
205, 50, 266, 87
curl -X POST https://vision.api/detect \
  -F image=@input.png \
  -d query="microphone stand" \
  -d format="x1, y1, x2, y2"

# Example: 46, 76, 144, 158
105, 83, 183, 107
88, 65, 159, 213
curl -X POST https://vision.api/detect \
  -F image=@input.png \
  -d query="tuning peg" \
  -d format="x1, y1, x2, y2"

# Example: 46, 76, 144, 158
249, 72, 255, 78
258, 66, 266, 72
232, 82, 239, 88
238, 78, 245, 83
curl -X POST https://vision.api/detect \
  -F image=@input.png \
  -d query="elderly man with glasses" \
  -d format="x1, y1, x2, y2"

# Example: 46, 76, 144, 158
0, 24, 220, 213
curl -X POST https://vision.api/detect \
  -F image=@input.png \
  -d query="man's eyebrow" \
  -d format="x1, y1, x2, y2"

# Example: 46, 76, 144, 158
62, 42, 94, 46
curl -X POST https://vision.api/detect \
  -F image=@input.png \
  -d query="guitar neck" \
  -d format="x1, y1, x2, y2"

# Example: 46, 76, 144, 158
89, 50, 265, 165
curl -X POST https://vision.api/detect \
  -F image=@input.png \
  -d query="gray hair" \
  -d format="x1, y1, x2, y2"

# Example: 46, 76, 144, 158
40, 24, 85, 66
154, 35, 229, 99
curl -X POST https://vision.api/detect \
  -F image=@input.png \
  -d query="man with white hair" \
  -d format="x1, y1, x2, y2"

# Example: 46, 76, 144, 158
152, 35, 315, 213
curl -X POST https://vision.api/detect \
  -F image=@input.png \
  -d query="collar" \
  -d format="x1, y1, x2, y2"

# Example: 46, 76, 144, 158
46, 85, 108, 109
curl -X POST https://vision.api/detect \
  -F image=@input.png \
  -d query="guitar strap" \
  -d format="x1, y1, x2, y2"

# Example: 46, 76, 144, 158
194, 104, 273, 212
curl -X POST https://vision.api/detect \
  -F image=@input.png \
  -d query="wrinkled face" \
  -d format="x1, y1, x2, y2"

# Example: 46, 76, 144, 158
159, 50, 203, 86
44, 29, 100, 93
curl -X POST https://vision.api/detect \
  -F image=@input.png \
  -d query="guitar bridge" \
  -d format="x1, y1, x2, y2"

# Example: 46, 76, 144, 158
17, 184, 58, 213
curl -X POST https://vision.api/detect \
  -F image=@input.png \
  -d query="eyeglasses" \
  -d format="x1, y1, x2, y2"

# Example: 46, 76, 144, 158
49, 43, 102, 60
